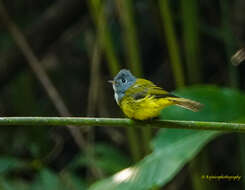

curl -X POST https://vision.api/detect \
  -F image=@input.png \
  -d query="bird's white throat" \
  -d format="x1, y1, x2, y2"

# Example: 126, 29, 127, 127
113, 84, 120, 105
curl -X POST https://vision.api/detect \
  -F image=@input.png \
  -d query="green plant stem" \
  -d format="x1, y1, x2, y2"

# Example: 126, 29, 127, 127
181, 4, 203, 190
116, 0, 151, 155
88, 0, 142, 162
181, 0, 201, 84
116, 0, 143, 77
88, 0, 120, 76
159, 0, 185, 88
1, 117, 245, 132
220, 0, 239, 88
125, 128, 141, 162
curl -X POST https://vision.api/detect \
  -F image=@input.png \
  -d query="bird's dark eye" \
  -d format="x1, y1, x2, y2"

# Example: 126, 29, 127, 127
121, 78, 126, 83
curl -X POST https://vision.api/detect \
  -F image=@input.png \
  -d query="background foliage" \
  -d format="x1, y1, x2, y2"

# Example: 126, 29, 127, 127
0, 0, 244, 189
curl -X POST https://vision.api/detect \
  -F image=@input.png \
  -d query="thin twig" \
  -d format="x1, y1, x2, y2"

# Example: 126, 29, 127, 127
86, 39, 104, 178
231, 48, 245, 66
0, 0, 86, 150
0, 117, 244, 132
87, 41, 101, 117
0, 0, 86, 87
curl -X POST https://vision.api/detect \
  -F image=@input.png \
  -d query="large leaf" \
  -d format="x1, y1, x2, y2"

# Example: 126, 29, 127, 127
89, 86, 245, 190
90, 130, 218, 190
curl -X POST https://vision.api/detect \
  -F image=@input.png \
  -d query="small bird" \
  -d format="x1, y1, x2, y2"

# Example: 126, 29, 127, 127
109, 69, 202, 120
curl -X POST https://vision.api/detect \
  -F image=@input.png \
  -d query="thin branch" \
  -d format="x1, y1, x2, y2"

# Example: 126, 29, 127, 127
0, 0, 86, 150
87, 40, 101, 117
0, 117, 245, 133
86, 39, 104, 178
0, 0, 86, 87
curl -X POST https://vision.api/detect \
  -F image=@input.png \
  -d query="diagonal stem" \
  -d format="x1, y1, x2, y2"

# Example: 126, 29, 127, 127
0, 0, 86, 150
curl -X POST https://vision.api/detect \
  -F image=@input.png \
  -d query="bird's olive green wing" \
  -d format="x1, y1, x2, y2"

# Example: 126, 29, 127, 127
126, 78, 177, 100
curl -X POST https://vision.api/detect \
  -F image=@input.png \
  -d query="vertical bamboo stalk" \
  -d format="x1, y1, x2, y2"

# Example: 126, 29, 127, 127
181, 0, 201, 84
116, 0, 143, 76
116, 0, 151, 155
88, 0, 142, 161
220, 0, 239, 88
158, 0, 185, 88
88, 0, 120, 76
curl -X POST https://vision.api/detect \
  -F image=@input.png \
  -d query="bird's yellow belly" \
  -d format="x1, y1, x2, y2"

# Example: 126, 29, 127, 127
120, 96, 174, 120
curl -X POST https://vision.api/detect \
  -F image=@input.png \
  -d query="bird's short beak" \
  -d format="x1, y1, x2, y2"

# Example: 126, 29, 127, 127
108, 80, 115, 84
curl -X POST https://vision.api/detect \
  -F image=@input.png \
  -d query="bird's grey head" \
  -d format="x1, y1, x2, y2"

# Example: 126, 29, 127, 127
110, 69, 136, 104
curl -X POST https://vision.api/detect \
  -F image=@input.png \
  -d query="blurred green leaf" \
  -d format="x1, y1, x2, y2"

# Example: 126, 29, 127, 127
31, 169, 87, 190
0, 157, 26, 174
0, 177, 29, 190
69, 143, 130, 175
94, 143, 130, 174
31, 169, 63, 190
162, 85, 245, 121
89, 86, 245, 190
60, 172, 87, 190
0, 177, 16, 190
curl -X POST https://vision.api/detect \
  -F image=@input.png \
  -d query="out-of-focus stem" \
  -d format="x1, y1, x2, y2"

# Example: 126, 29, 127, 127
220, 0, 239, 88
116, 0, 151, 155
88, 0, 142, 161
159, 0, 185, 88
116, 0, 143, 76
181, 0, 201, 84
88, 0, 120, 76
0, 0, 86, 150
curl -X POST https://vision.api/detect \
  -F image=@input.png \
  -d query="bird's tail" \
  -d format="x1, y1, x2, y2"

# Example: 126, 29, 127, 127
167, 97, 203, 112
